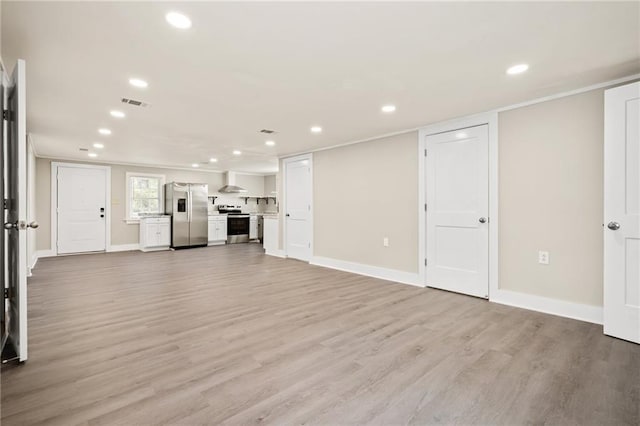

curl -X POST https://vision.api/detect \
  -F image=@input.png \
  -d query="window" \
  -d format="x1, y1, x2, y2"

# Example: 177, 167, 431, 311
126, 172, 165, 222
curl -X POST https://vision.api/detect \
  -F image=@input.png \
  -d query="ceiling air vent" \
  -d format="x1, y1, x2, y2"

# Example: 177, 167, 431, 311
79, 148, 89, 152
121, 98, 150, 107
259, 129, 276, 134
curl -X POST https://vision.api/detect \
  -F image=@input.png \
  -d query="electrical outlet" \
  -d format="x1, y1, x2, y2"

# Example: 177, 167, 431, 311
538, 251, 549, 265
383, 237, 389, 247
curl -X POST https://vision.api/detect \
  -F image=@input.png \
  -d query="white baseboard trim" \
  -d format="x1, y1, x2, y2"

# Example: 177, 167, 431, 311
490, 289, 603, 325
265, 249, 287, 258
310, 256, 423, 288
107, 244, 140, 252
36, 249, 56, 259
29, 255, 38, 272
30, 250, 55, 273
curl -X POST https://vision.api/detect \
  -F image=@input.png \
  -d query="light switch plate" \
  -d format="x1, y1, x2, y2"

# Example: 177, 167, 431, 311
383, 237, 389, 247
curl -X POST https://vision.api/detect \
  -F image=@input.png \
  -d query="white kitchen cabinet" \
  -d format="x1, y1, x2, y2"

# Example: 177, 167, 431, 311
139, 217, 171, 252
263, 216, 279, 255
249, 216, 258, 240
208, 216, 227, 246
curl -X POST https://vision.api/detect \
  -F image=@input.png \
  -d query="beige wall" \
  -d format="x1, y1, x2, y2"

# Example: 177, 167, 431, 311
235, 173, 264, 196
36, 159, 269, 250
35, 158, 51, 250
0, 0, 3, 61
264, 175, 276, 197
498, 89, 605, 307
314, 132, 418, 273
27, 139, 37, 269
311, 87, 611, 307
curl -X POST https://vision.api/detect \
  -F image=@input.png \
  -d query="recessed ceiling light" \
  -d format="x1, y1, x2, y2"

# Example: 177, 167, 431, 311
381, 105, 396, 113
265, 140, 276, 146
233, 150, 242, 156
456, 132, 468, 139
93, 143, 104, 149
209, 158, 218, 163
110, 110, 125, 118
98, 128, 111, 135
506, 64, 529, 75
166, 12, 192, 29
88, 153, 98, 158
192, 163, 199, 168
129, 78, 148, 88
310, 126, 322, 133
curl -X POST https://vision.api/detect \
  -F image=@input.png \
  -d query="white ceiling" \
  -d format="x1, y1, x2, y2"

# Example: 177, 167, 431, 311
2, 2, 639, 174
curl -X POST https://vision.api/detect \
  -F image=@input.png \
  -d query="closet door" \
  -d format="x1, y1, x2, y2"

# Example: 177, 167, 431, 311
604, 81, 640, 344
426, 125, 489, 298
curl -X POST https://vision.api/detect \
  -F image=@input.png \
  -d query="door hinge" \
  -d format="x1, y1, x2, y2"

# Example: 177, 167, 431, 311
424, 203, 427, 211
3, 199, 7, 210
2, 109, 9, 121
424, 149, 427, 157
3, 288, 10, 299
424, 258, 427, 266
308, 242, 311, 248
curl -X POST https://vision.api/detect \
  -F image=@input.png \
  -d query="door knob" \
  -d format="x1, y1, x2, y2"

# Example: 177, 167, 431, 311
4, 221, 39, 230
607, 221, 621, 230
286, 213, 290, 217
479, 217, 487, 223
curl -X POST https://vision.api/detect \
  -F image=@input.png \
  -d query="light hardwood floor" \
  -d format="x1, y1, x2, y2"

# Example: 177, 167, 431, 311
1, 244, 639, 425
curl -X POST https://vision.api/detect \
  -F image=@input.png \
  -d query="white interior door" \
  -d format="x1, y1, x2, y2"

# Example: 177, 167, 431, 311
57, 166, 107, 254
604, 82, 640, 344
3, 60, 29, 361
426, 125, 489, 298
285, 156, 312, 261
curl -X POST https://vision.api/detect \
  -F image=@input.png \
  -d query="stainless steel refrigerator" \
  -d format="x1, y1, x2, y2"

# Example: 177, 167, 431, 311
164, 182, 209, 248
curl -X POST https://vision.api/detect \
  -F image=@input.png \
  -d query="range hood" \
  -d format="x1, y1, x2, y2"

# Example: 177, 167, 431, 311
218, 171, 248, 193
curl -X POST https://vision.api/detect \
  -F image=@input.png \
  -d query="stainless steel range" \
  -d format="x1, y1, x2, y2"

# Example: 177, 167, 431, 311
218, 205, 250, 244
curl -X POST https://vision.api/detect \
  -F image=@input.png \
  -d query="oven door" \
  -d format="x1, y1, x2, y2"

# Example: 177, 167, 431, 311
227, 215, 249, 243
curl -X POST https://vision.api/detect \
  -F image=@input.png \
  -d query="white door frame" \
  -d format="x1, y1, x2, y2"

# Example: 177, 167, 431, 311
282, 153, 313, 260
418, 111, 499, 297
51, 162, 111, 255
